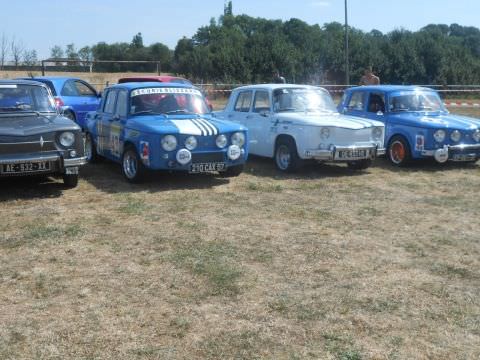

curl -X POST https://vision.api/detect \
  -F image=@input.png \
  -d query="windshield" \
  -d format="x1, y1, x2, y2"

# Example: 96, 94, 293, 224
273, 88, 338, 113
130, 87, 209, 115
389, 91, 446, 112
0, 84, 56, 113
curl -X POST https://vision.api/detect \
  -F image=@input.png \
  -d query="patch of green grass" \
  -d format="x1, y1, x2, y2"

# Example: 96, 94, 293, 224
117, 195, 148, 215
171, 242, 243, 296
323, 333, 362, 360
169, 317, 191, 338
431, 263, 477, 279
245, 181, 283, 192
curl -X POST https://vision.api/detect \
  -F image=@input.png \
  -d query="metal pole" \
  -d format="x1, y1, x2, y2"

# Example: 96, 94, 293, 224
41, 60, 45, 76
344, 0, 349, 85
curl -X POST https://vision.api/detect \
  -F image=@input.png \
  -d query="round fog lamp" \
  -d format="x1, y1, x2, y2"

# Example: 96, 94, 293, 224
59, 131, 75, 147
176, 149, 192, 165
434, 148, 449, 163
227, 145, 241, 160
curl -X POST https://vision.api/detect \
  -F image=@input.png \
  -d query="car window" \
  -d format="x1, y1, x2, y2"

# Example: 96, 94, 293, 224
367, 92, 385, 113
75, 81, 96, 96
61, 80, 78, 96
253, 91, 270, 113
103, 90, 117, 114
234, 91, 252, 112
115, 90, 128, 117
346, 92, 366, 111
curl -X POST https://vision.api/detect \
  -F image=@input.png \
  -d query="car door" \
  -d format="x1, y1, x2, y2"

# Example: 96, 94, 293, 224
61, 79, 99, 127
244, 90, 273, 156
226, 90, 254, 147
107, 89, 128, 160
96, 89, 117, 158
342, 90, 368, 118
364, 92, 386, 123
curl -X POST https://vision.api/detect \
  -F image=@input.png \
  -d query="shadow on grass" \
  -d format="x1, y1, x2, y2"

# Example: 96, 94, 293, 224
81, 161, 230, 194
0, 176, 64, 201
371, 156, 479, 173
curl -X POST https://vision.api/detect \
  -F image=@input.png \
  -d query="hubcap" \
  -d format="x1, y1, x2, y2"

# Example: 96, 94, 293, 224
123, 151, 137, 179
390, 141, 405, 164
276, 145, 291, 170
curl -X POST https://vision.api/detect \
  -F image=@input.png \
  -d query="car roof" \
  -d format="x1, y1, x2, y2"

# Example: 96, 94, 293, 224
346, 85, 435, 92
0, 79, 49, 87
118, 75, 192, 84
107, 82, 199, 91
232, 83, 327, 92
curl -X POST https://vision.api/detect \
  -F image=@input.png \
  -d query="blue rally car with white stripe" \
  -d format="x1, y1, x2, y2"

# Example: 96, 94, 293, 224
85, 82, 248, 182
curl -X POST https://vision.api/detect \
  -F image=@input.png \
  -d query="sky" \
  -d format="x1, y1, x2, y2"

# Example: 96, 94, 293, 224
1, 0, 479, 59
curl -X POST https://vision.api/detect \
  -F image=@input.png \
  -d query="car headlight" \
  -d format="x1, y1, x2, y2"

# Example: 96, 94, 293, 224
59, 131, 75, 147
184, 136, 197, 150
231, 132, 245, 147
320, 127, 330, 140
372, 127, 383, 140
433, 129, 446, 143
450, 130, 461, 142
216, 134, 228, 148
473, 129, 480, 142
161, 135, 177, 151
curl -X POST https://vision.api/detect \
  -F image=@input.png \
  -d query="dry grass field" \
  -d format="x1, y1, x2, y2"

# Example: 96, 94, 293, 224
1, 74, 480, 358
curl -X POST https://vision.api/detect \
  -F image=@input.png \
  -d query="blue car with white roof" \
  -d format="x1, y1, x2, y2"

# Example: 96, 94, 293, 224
85, 82, 248, 182
339, 85, 480, 165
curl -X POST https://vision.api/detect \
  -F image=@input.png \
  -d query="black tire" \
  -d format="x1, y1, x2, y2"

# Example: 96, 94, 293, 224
274, 137, 302, 172
347, 159, 372, 170
84, 133, 99, 163
220, 164, 244, 177
387, 135, 412, 166
121, 146, 146, 183
63, 110, 76, 121
63, 174, 79, 188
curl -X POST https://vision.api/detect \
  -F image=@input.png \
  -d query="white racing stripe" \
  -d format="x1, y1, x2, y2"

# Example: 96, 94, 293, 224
170, 119, 203, 136
197, 118, 218, 135
191, 119, 210, 135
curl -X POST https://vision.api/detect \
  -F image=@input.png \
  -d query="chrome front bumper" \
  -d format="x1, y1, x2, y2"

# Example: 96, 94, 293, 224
0, 153, 87, 175
421, 144, 480, 162
304, 145, 385, 161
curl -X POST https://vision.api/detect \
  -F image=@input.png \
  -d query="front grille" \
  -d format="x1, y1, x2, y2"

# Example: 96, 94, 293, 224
0, 134, 57, 155
192, 152, 224, 163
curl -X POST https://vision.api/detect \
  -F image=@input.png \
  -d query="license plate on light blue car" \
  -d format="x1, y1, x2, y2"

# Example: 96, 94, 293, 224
335, 149, 368, 160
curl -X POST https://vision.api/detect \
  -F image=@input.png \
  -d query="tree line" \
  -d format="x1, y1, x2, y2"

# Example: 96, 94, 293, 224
6, 12, 480, 85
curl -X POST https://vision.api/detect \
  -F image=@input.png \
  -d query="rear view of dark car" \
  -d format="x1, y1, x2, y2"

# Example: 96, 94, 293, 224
0, 80, 87, 187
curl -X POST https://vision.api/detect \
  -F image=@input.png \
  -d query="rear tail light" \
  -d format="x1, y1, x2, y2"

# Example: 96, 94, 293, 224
54, 97, 64, 108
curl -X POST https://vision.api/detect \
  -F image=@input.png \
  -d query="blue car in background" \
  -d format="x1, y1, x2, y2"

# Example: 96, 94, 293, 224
338, 85, 480, 166
84, 82, 248, 182
17, 76, 101, 130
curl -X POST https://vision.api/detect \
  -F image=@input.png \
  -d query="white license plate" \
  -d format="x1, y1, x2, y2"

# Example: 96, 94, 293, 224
336, 149, 368, 160
190, 162, 226, 173
1, 161, 51, 174
452, 153, 476, 162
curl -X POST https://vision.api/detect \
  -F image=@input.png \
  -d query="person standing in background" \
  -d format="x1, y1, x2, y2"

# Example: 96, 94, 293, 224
359, 67, 380, 85
272, 70, 286, 84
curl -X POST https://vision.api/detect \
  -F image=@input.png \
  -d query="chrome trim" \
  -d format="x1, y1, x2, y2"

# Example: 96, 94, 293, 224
0, 154, 59, 164
0, 141, 54, 145
377, 148, 386, 156
448, 143, 480, 151
64, 156, 87, 167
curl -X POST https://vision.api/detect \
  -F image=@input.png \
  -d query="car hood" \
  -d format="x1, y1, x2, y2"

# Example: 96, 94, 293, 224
128, 114, 246, 135
275, 112, 383, 129
389, 112, 480, 130
0, 113, 80, 136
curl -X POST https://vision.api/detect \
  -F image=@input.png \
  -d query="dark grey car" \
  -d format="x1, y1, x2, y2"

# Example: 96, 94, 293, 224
0, 80, 86, 187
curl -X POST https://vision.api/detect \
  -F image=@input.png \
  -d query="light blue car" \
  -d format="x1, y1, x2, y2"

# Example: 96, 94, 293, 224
339, 85, 480, 166
17, 76, 101, 129
84, 82, 248, 182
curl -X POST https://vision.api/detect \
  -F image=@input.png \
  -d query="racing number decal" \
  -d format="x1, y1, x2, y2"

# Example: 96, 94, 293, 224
110, 123, 122, 158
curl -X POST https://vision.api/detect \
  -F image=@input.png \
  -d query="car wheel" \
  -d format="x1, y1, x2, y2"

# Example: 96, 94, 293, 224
63, 174, 79, 188
84, 133, 99, 163
63, 110, 75, 121
275, 138, 302, 172
388, 135, 411, 166
122, 146, 145, 183
220, 164, 244, 177
347, 159, 372, 170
